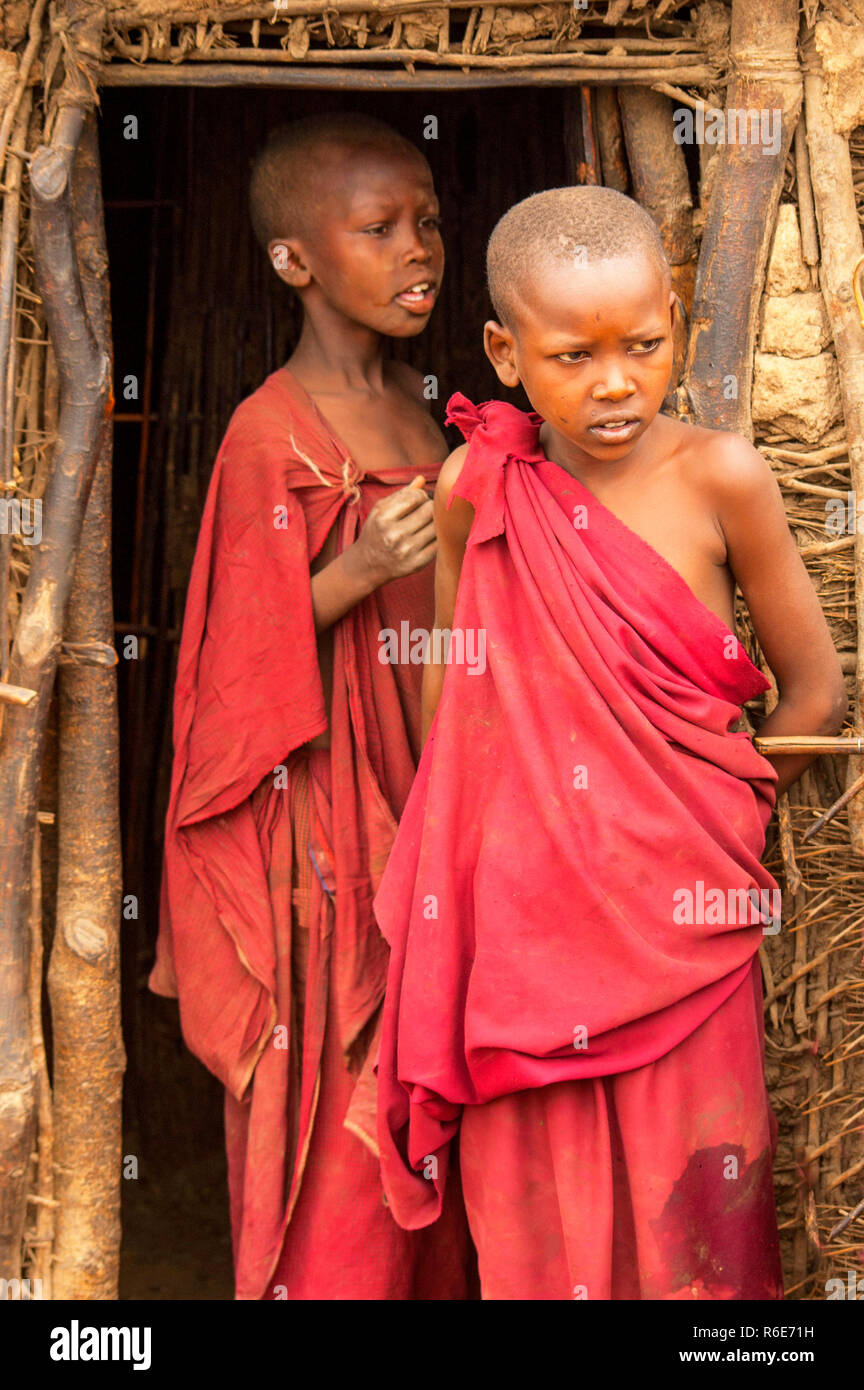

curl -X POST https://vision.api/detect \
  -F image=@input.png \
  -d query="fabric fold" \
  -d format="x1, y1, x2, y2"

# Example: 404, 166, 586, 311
151, 366, 443, 1297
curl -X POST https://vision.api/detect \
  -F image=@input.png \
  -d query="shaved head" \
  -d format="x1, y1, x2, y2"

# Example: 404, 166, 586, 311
249, 113, 427, 249
487, 186, 671, 328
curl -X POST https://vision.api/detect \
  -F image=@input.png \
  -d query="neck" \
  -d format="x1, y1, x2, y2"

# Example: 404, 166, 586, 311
288, 302, 387, 395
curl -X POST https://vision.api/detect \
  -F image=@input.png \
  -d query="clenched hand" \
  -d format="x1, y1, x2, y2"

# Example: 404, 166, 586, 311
348, 475, 437, 586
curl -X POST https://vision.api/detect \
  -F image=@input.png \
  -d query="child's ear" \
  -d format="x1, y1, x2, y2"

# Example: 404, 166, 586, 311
268, 238, 312, 289
483, 320, 520, 389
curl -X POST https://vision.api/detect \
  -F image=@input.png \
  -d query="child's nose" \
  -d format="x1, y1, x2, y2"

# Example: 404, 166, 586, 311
594, 365, 635, 398
404, 235, 432, 263
403, 224, 436, 263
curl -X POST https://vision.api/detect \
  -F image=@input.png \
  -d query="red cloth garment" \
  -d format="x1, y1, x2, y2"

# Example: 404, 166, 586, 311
151, 367, 474, 1299
374, 394, 782, 1296
459, 956, 782, 1300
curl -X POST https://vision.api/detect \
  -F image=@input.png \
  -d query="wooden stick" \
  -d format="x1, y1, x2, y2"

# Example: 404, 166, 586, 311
755, 735, 864, 755
0, 94, 33, 681
799, 535, 855, 558
802, 769, 864, 843
98, 62, 716, 88
501, 37, 705, 55
828, 1194, 864, 1240
763, 443, 849, 464
594, 86, 628, 193
650, 80, 705, 112
618, 86, 696, 270
683, 0, 801, 435
26, 824, 53, 1298
0, 681, 38, 706
804, 51, 864, 856
49, 111, 125, 1303
794, 116, 819, 268
103, 43, 713, 68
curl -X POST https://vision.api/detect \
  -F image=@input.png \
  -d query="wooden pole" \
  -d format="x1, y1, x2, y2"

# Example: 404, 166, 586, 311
803, 49, 864, 856
0, 93, 32, 680
617, 85, 697, 307
26, 824, 55, 1298
682, 0, 802, 434
594, 87, 629, 193
48, 111, 125, 1301
0, 100, 109, 1280
100, 45, 713, 70
98, 61, 716, 89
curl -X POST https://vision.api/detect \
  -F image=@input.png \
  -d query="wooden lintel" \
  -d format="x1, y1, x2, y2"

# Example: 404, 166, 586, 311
97, 62, 716, 90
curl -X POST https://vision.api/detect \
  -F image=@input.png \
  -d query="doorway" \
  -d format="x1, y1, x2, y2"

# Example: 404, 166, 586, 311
101, 83, 574, 1298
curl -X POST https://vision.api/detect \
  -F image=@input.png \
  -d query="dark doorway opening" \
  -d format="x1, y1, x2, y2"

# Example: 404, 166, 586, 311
101, 84, 571, 1299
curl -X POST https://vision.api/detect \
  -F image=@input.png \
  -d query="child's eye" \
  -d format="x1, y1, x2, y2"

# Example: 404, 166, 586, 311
421, 215, 443, 231
555, 352, 589, 364
630, 338, 662, 354
363, 223, 391, 236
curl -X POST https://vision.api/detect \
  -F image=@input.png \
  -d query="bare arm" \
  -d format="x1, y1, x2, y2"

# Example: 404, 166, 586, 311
712, 435, 848, 796
421, 444, 475, 743
309, 476, 436, 633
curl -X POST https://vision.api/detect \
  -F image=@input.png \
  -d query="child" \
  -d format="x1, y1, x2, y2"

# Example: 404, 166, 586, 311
374, 186, 847, 1300
150, 113, 474, 1300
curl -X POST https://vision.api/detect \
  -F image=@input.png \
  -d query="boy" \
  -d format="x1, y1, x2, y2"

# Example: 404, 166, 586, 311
374, 186, 847, 1300
150, 114, 474, 1300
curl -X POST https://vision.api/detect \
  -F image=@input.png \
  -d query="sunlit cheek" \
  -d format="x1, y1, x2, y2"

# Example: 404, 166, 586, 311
643, 353, 674, 385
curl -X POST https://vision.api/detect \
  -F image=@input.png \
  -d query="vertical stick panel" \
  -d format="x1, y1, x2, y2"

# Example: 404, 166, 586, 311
803, 64, 864, 855
0, 104, 107, 1283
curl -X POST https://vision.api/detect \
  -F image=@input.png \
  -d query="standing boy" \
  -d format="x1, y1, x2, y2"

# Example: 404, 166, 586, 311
151, 114, 474, 1300
375, 187, 847, 1300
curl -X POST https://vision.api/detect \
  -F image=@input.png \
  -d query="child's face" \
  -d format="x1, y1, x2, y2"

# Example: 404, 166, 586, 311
274, 145, 443, 338
484, 253, 676, 462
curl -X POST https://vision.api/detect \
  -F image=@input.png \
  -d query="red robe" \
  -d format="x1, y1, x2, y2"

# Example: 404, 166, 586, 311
374, 394, 784, 1300
151, 366, 475, 1300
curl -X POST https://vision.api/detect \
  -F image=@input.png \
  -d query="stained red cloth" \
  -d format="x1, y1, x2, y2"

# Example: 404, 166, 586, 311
375, 395, 782, 1277
459, 956, 782, 1300
151, 366, 474, 1299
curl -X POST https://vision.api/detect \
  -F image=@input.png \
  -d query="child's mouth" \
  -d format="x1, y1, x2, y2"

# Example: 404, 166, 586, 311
394, 281, 437, 313
589, 418, 640, 443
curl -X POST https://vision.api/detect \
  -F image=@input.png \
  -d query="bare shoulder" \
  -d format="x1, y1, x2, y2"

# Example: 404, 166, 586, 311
672, 422, 793, 570
434, 444, 475, 545
700, 427, 781, 516
664, 415, 779, 508
387, 359, 430, 408
435, 443, 471, 503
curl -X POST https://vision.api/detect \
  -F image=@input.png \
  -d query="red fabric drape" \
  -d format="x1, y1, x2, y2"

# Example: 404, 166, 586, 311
458, 955, 783, 1300
375, 395, 780, 1239
151, 368, 473, 1298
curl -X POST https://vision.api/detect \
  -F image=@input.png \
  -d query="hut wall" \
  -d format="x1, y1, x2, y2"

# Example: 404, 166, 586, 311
747, 110, 864, 1296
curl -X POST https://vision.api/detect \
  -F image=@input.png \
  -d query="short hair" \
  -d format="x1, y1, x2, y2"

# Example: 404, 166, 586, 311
486, 186, 671, 327
249, 113, 425, 250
